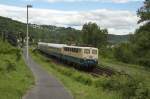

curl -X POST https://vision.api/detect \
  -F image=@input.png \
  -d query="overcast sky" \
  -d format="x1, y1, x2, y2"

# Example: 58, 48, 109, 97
0, 0, 144, 35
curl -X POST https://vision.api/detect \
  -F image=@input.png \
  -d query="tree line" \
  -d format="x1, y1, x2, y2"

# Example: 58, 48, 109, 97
113, 0, 150, 67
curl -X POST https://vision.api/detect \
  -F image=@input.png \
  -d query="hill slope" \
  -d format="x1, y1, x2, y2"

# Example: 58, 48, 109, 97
108, 34, 130, 44
0, 16, 129, 44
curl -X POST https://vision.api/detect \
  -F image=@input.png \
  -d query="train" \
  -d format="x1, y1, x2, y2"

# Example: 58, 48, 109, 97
38, 42, 99, 69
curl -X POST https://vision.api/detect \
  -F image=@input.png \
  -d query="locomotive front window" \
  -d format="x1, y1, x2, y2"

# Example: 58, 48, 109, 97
92, 50, 97, 54
84, 49, 90, 54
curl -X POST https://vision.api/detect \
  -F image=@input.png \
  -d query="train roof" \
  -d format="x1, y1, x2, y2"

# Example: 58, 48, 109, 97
38, 42, 98, 49
48, 43, 67, 48
65, 45, 98, 49
38, 42, 67, 48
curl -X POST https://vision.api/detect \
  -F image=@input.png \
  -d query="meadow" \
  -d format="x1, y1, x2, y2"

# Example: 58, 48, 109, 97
0, 39, 34, 99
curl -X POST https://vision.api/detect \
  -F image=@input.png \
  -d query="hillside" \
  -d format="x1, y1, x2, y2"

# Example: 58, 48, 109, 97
108, 34, 130, 44
0, 16, 129, 45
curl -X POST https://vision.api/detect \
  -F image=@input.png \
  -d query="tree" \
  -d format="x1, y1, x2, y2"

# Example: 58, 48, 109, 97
132, 0, 150, 67
113, 43, 135, 63
137, 0, 150, 23
82, 22, 108, 48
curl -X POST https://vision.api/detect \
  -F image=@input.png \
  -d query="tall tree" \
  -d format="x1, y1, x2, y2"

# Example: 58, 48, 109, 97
132, 0, 150, 66
137, 0, 150, 23
82, 22, 108, 48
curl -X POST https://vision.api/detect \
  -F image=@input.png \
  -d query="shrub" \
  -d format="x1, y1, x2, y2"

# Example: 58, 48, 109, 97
99, 47, 114, 59
113, 43, 135, 63
16, 49, 21, 61
137, 58, 150, 68
5, 60, 16, 72
100, 75, 150, 99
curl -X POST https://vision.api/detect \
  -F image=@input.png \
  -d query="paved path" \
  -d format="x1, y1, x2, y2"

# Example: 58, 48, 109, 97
22, 49, 73, 99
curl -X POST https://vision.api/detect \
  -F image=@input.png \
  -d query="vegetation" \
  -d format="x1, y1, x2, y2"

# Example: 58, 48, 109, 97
81, 22, 108, 47
0, 16, 128, 46
0, 39, 34, 99
111, 0, 150, 67
108, 34, 129, 44
31, 50, 150, 99
0, 0, 150, 98
137, 0, 150, 23
31, 50, 123, 99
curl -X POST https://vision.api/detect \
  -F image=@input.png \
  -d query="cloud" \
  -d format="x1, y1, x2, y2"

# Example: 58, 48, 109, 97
0, 4, 139, 35
40, 0, 143, 3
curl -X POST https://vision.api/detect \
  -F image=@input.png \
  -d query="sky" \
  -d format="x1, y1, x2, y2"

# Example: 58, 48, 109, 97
0, 0, 144, 35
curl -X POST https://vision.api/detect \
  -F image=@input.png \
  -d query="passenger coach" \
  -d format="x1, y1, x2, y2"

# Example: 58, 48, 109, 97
38, 42, 98, 69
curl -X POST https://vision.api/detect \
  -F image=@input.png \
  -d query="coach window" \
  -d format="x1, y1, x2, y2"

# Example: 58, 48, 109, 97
68, 48, 70, 51
76, 48, 79, 53
78, 49, 81, 53
75, 48, 78, 52
64, 48, 66, 51
92, 50, 97, 54
84, 49, 90, 54
66, 48, 68, 51
73, 48, 75, 52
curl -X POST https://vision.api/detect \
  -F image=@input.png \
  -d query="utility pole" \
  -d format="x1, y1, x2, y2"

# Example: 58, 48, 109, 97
26, 4, 32, 60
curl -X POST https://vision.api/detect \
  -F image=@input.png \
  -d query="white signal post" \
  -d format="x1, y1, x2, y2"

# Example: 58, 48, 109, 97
26, 4, 32, 60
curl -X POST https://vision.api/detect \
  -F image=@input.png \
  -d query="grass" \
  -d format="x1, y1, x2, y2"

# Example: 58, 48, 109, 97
100, 57, 150, 89
30, 50, 122, 99
0, 40, 34, 99
31, 49, 150, 99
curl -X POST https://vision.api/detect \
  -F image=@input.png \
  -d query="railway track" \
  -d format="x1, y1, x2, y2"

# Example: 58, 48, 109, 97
38, 51, 117, 77
89, 66, 115, 77
51, 57, 116, 77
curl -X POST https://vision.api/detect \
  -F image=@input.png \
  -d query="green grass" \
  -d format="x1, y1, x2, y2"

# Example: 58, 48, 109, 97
100, 58, 150, 88
31, 49, 150, 99
0, 40, 34, 99
30, 50, 122, 99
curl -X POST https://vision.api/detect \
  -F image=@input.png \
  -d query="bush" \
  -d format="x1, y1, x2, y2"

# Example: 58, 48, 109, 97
99, 47, 114, 59
137, 58, 150, 68
16, 49, 21, 61
113, 43, 135, 63
100, 75, 150, 99
5, 60, 16, 72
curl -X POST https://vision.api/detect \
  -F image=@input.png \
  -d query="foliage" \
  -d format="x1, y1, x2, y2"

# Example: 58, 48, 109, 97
82, 22, 108, 48
131, 24, 150, 67
32, 49, 150, 99
0, 16, 129, 48
113, 43, 135, 63
101, 75, 150, 99
0, 16, 82, 45
99, 47, 114, 59
31, 49, 122, 99
108, 34, 129, 44
137, 0, 150, 23
0, 39, 34, 99
5, 59, 16, 72
112, 0, 150, 67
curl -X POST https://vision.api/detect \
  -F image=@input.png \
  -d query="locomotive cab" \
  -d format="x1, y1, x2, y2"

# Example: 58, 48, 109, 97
82, 48, 98, 68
